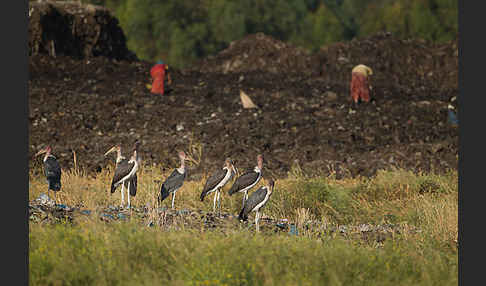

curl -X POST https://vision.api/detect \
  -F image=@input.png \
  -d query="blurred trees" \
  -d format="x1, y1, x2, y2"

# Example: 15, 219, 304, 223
84, 0, 457, 68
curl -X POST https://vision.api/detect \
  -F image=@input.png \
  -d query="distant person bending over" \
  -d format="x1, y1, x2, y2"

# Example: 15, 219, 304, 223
150, 60, 172, 95
350, 64, 373, 105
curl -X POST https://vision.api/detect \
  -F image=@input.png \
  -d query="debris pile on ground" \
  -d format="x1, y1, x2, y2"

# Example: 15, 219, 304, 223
194, 33, 318, 75
28, 1, 136, 60
316, 32, 459, 94
28, 199, 421, 244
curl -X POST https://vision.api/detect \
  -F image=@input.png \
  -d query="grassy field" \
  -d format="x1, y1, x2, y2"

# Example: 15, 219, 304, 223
29, 162, 458, 285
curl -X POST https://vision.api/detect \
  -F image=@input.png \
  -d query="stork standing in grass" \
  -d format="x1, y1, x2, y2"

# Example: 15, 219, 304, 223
200, 158, 237, 215
107, 141, 141, 209
104, 144, 138, 204
228, 154, 263, 209
239, 180, 275, 233
35, 146, 62, 204
158, 151, 188, 209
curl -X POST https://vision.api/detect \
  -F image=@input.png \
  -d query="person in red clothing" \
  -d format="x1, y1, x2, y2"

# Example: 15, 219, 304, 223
350, 64, 373, 105
150, 60, 172, 95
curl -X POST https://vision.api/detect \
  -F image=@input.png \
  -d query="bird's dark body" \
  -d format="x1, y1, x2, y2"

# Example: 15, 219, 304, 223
44, 156, 61, 191
110, 158, 136, 194
228, 170, 260, 195
200, 168, 229, 201
160, 169, 186, 202
126, 174, 137, 196
238, 186, 268, 221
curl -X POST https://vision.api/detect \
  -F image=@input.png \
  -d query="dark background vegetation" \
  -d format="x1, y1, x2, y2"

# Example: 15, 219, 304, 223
62, 0, 457, 68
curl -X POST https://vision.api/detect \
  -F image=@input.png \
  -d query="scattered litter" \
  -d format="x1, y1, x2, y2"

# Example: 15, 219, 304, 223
56, 204, 68, 210
289, 224, 299, 236
100, 213, 115, 220
34, 193, 55, 206
240, 90, 257, 109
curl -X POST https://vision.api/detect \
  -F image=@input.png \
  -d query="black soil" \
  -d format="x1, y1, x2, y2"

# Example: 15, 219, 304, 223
29, 2, 458, 180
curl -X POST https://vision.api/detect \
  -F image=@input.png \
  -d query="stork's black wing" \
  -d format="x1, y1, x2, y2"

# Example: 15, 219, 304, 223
126, 174, 137, 196
200, 168, 228, 201
228, 170, 260, 195
159, 169, 186, 202
44, 156, 61, 191
238, 186, 268, 221
111, 159, 135, 193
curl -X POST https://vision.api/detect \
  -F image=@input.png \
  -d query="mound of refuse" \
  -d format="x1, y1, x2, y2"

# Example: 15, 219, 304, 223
28, 1, 136, 60
194, 33, 319, 75
316, 32, 458, 93
193, 31, 458, 97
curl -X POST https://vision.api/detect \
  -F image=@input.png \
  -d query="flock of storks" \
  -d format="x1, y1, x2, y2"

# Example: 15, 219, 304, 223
34, 141, 275, 232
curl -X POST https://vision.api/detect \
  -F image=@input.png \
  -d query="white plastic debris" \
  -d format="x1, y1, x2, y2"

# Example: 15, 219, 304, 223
34, 193, 55, 206
240, 90, 257, 109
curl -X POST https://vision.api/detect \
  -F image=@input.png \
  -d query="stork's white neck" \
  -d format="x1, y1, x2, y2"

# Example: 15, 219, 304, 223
177, 158, 186, 174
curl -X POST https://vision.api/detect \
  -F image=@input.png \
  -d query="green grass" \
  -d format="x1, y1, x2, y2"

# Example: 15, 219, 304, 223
29, 166, 458, 285
29, 222, 457, 286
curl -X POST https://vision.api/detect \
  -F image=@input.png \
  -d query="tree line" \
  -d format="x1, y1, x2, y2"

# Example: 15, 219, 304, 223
84, 0, 457, 68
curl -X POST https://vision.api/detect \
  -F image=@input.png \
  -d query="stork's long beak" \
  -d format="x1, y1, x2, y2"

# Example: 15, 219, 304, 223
35, 148, 47, 157
104, 146, 118, 157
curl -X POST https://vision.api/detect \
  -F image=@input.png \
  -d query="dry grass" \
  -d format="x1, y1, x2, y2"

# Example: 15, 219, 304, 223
29, 163, 458, 249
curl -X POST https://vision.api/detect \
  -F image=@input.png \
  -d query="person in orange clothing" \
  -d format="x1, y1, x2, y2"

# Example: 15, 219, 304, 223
150, 60, 172, 95
350, 64, 373, 104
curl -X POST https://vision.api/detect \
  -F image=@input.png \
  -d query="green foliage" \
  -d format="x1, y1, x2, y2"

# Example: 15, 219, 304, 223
89, 0, 457, 68
358, 0, 457, 42
30, 223, 457, 285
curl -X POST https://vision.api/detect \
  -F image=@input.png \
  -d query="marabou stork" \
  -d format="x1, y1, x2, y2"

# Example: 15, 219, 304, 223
228, 154, 263, 209
158, 151, 188, 209
200, 158, 237, 215
104, 144, 138, 204
238, 180, 275, 232
106, 141, 141, 208
35, 146, 62, 203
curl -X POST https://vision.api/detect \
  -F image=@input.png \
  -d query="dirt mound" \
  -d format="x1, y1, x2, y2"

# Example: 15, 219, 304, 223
316, 32, 458, 93
28, 1, 136, 60
193, 33, 318, 75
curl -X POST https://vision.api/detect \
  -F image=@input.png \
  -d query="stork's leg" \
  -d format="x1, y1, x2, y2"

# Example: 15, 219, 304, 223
217, 189, 221, 217
120, 183, 125, 208
241, 191, 247, 208
171, 191, 176, 209
255, 210, 260, 233
127, 183, 131, 209
213, 191, 217, 213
